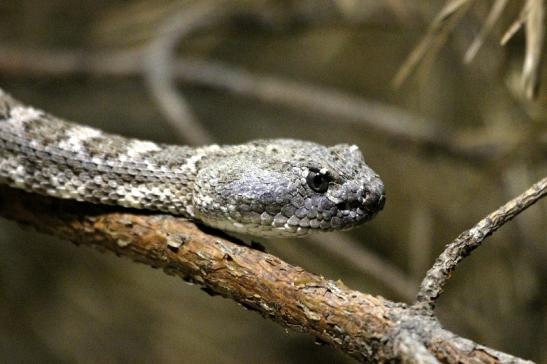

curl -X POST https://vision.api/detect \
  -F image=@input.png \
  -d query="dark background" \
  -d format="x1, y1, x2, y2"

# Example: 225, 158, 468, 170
0, 1, 545, 363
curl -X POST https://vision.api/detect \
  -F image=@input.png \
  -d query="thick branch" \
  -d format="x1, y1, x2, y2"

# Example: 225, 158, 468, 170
416, 176, 547, 308
0, 187, 534, 364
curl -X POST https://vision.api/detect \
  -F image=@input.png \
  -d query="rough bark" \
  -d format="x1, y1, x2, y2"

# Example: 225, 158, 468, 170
0, 186, 533, 364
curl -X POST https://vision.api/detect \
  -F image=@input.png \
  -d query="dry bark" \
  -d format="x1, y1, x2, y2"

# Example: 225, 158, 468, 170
0, 186, 533, 364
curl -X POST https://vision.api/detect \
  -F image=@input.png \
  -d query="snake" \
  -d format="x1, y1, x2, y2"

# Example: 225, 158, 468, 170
0, 89, 385, 237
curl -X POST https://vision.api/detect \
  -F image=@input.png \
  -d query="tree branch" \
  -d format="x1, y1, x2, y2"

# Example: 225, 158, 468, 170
416, 176, 547, 309
0, 186, 534, 364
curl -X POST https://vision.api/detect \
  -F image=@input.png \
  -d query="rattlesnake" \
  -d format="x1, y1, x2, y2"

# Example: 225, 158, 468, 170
0, 90, 385, 237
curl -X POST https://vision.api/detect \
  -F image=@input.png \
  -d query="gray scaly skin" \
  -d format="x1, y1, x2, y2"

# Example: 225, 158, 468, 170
0, 90, 385, 237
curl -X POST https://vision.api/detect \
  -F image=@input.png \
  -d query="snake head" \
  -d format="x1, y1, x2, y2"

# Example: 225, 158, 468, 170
192, 140, 385, 237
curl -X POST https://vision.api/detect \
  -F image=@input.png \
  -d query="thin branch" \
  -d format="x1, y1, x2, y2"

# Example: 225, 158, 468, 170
416, 176, 547, 309
501, 165, 547, 264
143, 1, 225, 145
0, 46, 512, 161
172, 58, 449, 149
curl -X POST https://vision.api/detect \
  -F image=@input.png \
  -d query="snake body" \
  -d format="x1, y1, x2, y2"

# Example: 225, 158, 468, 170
0, 90, 385, 237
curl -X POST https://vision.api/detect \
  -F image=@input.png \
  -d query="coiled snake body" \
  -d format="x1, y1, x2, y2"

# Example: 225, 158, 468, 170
0, 91, 385, 237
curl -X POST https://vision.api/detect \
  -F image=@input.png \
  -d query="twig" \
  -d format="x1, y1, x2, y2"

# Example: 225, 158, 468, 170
501, 165, 547, 264
143, 1, 225, 145
172, 58, 449, 149
500, 3, 529, 45
416, 176, 547, 309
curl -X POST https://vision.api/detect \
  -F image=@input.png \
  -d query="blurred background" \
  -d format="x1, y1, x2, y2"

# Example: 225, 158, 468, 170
0, 1, 546, 363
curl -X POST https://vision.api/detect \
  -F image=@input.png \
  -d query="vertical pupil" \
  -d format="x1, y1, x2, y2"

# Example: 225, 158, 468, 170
307, 170, 329, 192
313, 174, 324, 186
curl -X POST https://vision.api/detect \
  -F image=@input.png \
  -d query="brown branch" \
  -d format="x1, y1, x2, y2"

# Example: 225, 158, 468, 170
0, 81, 417, 315
0, 186, 534, 364
416, 176, 547, 309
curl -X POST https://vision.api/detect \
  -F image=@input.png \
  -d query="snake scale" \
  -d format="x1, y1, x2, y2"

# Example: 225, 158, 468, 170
0, 90, 385, 237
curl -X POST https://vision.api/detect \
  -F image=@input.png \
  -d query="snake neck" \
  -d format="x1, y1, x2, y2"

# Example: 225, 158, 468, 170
0, 104, 220, 217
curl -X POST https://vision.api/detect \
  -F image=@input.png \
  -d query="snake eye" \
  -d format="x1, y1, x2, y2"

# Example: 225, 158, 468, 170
306, 168, 330, 193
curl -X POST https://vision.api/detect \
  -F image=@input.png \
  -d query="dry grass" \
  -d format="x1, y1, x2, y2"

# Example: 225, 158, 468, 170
395, 0, 545, 99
